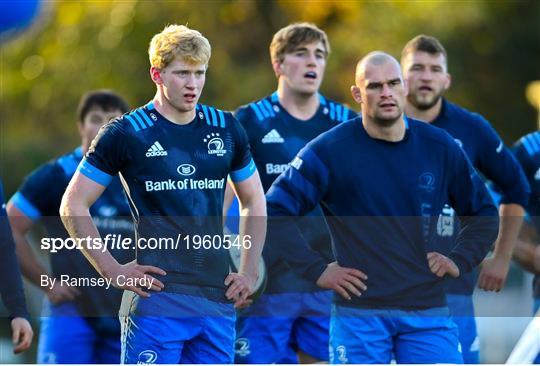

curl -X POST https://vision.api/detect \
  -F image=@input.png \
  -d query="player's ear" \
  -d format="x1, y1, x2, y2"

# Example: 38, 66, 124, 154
403, 78, 409, 97
272, 61, 282, 78
350, 85, 362, 104
77, 121, 84, 139
150, 67, 163, 84
444, 73, 452, 91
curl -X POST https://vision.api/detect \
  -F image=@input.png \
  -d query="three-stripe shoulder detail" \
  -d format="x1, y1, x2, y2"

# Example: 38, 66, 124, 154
57, 154, 79, 176
520, 132, 540, 156
325, 100, 351, 123
125, 108, 155, 132
199, 104, 227, 128
249, 98, 276, 122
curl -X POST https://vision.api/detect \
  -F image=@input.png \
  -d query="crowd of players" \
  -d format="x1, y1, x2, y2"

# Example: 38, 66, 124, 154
1, 22, 539, 364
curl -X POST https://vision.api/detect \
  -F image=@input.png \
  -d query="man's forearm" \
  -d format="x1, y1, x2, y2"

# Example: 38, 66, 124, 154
12, 230, 51, 289
238, 201, 266, 278
494, 203, 525, 259
223, 180, 235, 218
60, 203, 119, 279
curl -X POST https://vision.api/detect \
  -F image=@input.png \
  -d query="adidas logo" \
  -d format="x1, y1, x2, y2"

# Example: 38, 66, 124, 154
145, 141, 168, 157
261, 129, 284, 144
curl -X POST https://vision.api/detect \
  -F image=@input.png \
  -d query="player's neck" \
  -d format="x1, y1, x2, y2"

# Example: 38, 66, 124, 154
362, 114, 406, 142
277, 86, 319, 121
152, 93, 196, 125
81, 140, 90, 155
404, 98, 443, 124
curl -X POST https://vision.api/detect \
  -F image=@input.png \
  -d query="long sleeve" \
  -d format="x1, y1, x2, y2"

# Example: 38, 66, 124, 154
266, 148, 330, 282
447, 146, 500, 273
0, 181, 30, 319
474, 115, 530, 207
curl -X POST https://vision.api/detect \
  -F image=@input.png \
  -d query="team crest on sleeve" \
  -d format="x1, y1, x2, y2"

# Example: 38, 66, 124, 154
203, 133, 227, 156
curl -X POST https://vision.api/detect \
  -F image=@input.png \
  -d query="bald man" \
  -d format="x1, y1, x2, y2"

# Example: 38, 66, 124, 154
265, 52, 498, 363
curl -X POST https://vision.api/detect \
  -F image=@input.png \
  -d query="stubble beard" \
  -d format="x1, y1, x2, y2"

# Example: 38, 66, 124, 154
408, 89, 443, 111
372, 106, 403, 127
373, 116, 401, 128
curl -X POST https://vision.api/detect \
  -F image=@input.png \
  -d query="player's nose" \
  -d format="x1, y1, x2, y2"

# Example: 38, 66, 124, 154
420, 69, 433, 81
185, 75, 197, 88
306, 52, 317, 66
381, 83, 393, 97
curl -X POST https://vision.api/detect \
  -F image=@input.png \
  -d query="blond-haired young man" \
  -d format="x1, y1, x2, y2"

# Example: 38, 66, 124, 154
60, 25, 266, 364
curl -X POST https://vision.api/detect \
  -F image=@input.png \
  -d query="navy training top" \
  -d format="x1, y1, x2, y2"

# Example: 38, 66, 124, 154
235, 92, 355, 293
430, 99, 529, 295
266, 117, 498, 310
513, 131, 540, 298
10, 147, 134, 318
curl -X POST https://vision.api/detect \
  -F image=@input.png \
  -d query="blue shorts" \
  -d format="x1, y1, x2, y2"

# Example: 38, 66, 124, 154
120, 291, 235, 364
277, 342, 299, 363
446, 294, 479, 364
235, 291, 331, 363
330, 305, 463, 364
38, 300, 121, 364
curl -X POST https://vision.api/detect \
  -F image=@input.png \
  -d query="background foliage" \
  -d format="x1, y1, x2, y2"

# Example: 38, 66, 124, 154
1, 0, 539, 193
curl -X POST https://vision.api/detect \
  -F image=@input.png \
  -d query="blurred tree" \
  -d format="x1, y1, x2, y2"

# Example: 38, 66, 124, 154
1, 0, 539, 194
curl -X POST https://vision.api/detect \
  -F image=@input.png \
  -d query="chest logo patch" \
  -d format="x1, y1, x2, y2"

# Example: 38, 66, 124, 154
418, 172, 435, 192
261, 129, 284, 144
204, 133, 227, 156
177, 164, 196, 176
146, 141, 168, 157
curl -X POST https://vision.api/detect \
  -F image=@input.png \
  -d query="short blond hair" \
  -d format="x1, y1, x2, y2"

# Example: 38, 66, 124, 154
149, 24, 211, 69
270, 22, 330, 64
